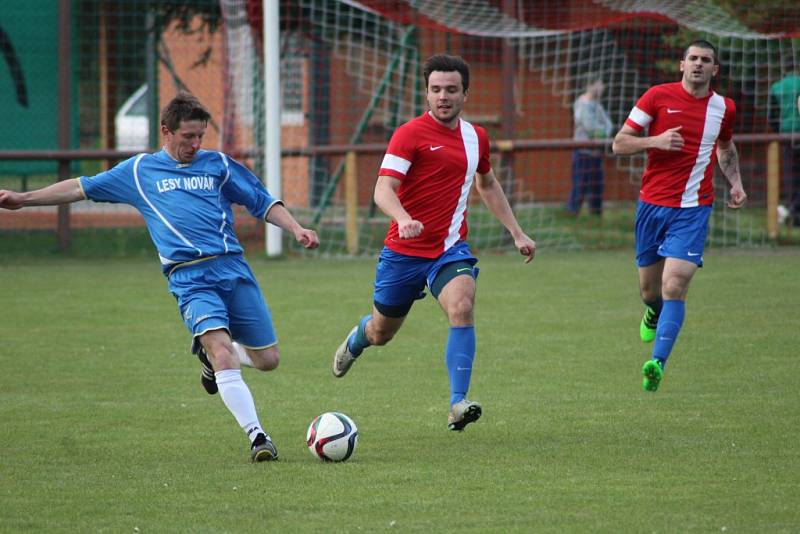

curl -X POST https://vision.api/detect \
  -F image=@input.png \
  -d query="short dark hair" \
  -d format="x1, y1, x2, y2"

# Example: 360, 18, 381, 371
423, 54, 470, 92
160, 92, 211, 132
684, 39, 718, 65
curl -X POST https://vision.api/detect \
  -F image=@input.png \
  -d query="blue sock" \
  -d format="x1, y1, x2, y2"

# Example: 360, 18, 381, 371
346, 315, 372, 356
652, 300, 685, 367
445, 326, 476, 406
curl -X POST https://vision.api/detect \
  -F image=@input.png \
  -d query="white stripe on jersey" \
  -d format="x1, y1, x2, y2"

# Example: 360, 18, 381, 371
682, 93, 726, 207
444, 120, 479, 252
628, 106, 653, 128
380, 153, 412, 175
218, 153, 232, 253
133, 153, 203, 264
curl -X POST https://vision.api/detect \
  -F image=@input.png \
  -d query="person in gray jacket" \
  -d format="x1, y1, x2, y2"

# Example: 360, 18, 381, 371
568, 76, 613, 216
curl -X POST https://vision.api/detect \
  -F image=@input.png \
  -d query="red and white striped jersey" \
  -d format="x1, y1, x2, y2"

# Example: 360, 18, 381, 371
624, 82, 736, 208
378, 112, 491, 258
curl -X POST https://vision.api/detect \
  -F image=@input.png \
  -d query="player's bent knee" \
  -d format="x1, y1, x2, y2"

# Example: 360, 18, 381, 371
662, 276, 690, 300
446, 299, 474, 325
252, 347, 280, 371
639, 284, 660, 300
369, 328, 395, 346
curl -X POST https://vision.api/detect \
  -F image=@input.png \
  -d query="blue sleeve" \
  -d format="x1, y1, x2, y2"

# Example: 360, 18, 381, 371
79, 156, 138, 204
220, 155, 281, 219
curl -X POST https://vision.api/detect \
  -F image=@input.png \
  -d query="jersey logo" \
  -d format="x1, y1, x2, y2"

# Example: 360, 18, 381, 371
666, 108, 683, 114
176, 163, 191, 168
429, 145, 445, 151
687, 251, 701, 257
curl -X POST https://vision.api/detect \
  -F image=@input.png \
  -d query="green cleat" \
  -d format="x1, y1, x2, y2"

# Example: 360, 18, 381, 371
642, 359, 664, 392
640, 306, 658, 343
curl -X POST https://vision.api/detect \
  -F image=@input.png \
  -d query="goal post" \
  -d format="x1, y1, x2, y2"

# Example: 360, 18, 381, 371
264, 0, 282, 257
220, 0, 800, 255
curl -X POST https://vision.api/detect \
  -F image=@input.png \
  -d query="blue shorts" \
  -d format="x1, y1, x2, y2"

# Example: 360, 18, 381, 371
635, 200, 712, 267
373, 241, 478, 316
167, 254, 276, 354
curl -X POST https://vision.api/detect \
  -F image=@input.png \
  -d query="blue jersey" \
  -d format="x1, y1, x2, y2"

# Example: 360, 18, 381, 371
79, 149, 281, 274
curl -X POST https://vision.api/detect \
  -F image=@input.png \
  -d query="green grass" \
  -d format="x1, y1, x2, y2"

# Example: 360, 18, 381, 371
1, 250, 798, 532
0, 228, 157, 257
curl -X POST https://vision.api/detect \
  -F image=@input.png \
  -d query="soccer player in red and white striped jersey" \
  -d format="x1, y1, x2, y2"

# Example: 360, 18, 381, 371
332, 54, 536, 431
613, 40, 747, 392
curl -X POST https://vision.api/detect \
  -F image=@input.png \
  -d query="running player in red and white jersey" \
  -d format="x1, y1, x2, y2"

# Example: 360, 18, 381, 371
612, 40, 747, 392
332, 54, 536, 431
378, 109, 492, 258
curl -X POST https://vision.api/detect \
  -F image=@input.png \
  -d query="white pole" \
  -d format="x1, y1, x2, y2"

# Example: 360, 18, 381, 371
264, 0, 282, 256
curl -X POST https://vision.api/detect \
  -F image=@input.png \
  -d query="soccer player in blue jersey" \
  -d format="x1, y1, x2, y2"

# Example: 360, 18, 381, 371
0, 93, 319, 461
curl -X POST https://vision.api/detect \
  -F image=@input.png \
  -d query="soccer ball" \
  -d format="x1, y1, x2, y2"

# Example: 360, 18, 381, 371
306, 412, 358, 462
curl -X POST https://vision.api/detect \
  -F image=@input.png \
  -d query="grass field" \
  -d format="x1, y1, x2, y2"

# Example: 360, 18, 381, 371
1, 250, 798, 532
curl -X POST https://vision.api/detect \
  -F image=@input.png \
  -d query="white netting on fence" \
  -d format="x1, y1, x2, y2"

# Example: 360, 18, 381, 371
215, 0, 799, 255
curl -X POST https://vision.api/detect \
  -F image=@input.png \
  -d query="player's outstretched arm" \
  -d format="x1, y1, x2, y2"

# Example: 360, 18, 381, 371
716, 139, 747, 209
475, 169, 535, 263
0, 178, 85, 210
265, 203, 320, 249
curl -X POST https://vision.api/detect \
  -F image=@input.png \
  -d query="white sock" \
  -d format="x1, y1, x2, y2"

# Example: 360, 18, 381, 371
232, 342, 255, 368
215, 369, 264, 443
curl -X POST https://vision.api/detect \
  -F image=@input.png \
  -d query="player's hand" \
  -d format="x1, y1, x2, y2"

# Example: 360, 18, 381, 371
727, 185, 747, 209
515, 234, 536, 264
654, 126, 684, 151
0, 190, 24, 210
295, 228, 320, 249
397, 219, 424, 239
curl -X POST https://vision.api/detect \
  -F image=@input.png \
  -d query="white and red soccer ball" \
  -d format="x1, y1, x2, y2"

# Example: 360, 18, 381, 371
306, 412, 358, 462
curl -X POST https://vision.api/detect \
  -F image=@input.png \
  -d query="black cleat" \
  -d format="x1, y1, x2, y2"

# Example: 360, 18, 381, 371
250, 433, 279, 462
197, 348, 218, 395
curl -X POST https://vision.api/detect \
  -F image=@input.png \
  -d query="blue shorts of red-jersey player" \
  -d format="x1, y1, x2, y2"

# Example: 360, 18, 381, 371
635, 200, 713, 268
372, 240, 479, 318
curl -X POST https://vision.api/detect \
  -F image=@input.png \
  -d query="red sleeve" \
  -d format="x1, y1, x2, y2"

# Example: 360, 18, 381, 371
379, 122, 417, 180
624, 86, 657, 132
719, 97, 736, 142
624, 118, 644, 131
476, 126, 491, 175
